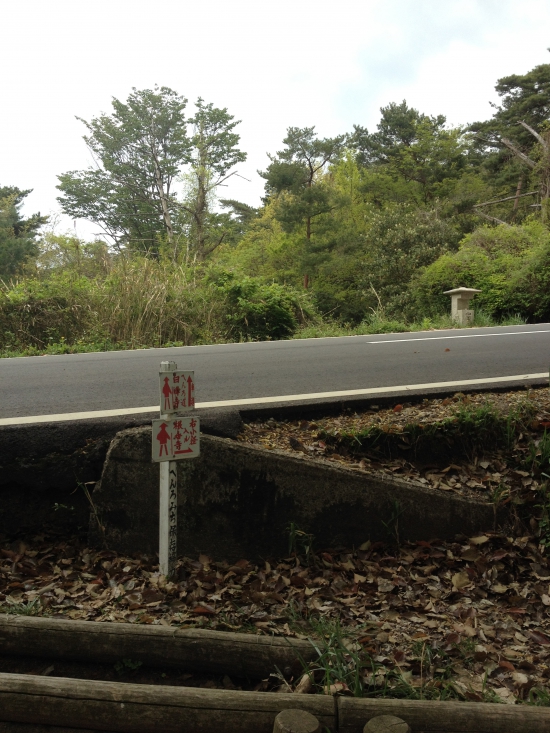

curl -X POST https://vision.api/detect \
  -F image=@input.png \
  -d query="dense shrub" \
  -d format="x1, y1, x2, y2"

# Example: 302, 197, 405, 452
0, 273, 99, 349
411, 221, 550, 321
0, 258, 316, 353
216, 274, 308, 341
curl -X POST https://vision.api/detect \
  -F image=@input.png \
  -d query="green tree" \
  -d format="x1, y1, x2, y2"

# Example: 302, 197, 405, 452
469, 62, 550, 222
37, 233, 110, 279
313, 205, 458, 322
352, 101, 472, 205
260, 127, 345, 286
57, 86, 191, 253
0, 187, 47, 279
179, 99, 247, 261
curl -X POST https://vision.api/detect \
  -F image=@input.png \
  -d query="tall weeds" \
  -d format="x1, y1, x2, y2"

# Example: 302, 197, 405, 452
98, 258, 229, 347
0, 257, 232, 352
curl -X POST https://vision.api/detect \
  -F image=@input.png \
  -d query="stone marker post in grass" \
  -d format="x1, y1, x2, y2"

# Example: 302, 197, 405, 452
152, 361, 200, 578
444, 287, 482, 326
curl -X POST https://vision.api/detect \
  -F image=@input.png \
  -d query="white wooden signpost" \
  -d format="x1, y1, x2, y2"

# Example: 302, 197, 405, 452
152, 361, 200, 578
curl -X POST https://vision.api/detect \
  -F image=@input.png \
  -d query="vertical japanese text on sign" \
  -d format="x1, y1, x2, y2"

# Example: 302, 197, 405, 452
160, 371, 195, 414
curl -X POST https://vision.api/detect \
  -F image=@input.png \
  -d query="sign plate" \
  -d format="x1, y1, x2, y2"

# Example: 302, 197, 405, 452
159, 370, 195, 414
152, 416, 200, 462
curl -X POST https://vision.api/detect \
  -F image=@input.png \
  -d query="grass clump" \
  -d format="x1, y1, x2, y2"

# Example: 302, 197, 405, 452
0, 598, 42, 615
322, 398, 536, 463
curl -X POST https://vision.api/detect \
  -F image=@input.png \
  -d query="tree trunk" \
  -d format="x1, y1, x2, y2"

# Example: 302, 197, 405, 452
511, 174, 523, 221
152, 152, 173, 243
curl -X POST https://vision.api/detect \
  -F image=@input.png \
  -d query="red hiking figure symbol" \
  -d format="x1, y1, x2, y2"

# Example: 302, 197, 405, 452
157, 422, 171, 457
162, 377, 172, 410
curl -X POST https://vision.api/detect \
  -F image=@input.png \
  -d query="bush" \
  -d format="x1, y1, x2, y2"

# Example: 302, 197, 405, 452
411, 221, 550, 321
217, 274, 306, 341
0, 273, 99, 350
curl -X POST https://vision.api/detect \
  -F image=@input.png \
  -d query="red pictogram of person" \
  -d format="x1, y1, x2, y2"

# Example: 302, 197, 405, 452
157, 422, 171, 457
162, 377, 172, 410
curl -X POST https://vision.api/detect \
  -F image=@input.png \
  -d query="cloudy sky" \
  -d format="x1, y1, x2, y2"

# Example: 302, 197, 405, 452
2, 0, 550, 239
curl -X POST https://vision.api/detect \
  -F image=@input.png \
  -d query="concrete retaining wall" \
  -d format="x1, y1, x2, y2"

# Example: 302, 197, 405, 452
90, 426, 501, 562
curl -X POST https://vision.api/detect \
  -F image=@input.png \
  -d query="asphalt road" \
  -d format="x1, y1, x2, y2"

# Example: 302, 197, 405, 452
1, 324, 550, 422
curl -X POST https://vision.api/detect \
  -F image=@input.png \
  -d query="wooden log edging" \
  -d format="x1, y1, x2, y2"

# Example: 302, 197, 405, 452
0, 674, 336, 733
0, 615, 316, 678
338, 697, 550, 733
1, 674, 550, 733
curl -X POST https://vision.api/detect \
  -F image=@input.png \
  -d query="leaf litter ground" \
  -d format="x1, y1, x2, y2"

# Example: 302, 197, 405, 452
239, 387, 550, 506
2, 388, 550, 705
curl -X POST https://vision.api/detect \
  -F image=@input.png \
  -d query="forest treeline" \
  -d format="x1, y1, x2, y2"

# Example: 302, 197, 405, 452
1, 59, 550, 355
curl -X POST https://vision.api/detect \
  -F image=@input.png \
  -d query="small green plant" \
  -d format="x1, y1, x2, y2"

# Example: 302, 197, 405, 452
381, 499, 403, 547
294, 617, 461, 701
525, 431, 550, 473
535, 479, 550, 549
114, 658, 143, 676
53, 503, 74, 512
287, 522, 315, 564
300, 618, 369, 697
0, 598, 42, 616
528, 687, 550, 706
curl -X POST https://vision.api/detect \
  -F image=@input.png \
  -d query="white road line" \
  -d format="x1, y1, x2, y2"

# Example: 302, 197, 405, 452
0, 372, 547, 426
367, 329, 550, 344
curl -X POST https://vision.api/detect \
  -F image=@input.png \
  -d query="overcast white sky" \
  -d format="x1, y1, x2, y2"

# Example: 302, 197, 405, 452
2, 0, 550, 240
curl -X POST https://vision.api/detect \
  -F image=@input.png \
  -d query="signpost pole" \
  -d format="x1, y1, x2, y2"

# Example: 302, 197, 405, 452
159, 360, 178, 579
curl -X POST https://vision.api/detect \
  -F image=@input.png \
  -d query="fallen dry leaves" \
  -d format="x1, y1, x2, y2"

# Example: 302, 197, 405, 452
1, 529, 550, 704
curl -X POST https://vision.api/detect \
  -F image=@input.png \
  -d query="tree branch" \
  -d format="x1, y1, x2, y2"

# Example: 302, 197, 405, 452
473, 209, 511, 226
474, 191, 538, 208
501, 138, 536, 169
519, 120, 547, 149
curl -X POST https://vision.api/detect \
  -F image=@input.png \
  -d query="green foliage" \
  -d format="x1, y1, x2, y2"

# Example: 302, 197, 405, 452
38, 233, 111, 278
214, 273, 306, 341
412, 221, 550, 320
534, 483, 550, 550
57, 89, 246, 260
114, 658, 143, 676
352, 101, 473, 205
324, 398, 535, 463
58, 86, 190, 252
0, 187, 47, 279
8, 58, 550, 353
313, 204, 458, 322
287, 522, 315, 563
0, 598, 42, 615
298, 617, 461, 700
179, 99, 247, 260
525, 431, 550, 473
0, 252, 318, 355
260, 127, 345, 272
471, 62, 550, 185
0, 258, 228, 353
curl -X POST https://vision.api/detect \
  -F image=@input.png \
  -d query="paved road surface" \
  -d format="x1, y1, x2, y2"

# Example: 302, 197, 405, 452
1, 324, 549, 423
